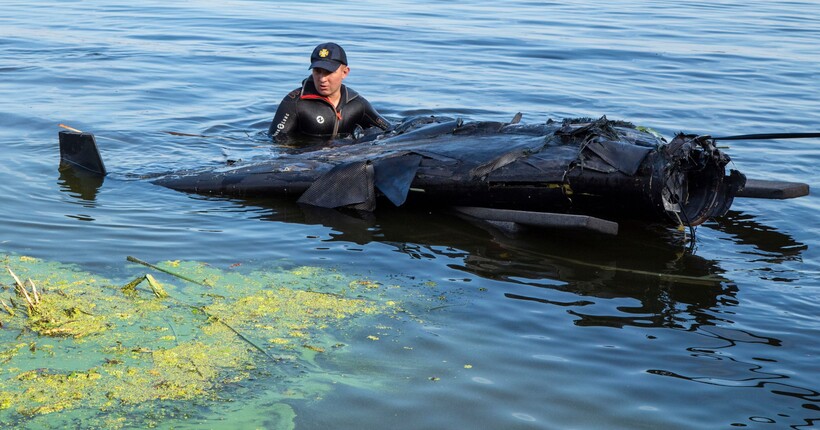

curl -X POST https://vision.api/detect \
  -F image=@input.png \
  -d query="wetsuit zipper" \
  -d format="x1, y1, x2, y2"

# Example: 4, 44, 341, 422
332, 109, 340, 138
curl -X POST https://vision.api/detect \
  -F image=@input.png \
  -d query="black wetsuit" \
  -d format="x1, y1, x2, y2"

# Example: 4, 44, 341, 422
268, 78, 391, 142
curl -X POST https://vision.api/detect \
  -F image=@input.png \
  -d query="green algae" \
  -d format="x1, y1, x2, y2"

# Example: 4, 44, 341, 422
0, 254, 413, 428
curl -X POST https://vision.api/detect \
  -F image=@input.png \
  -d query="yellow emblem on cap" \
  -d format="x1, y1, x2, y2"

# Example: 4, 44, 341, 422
319, 48, 330, 58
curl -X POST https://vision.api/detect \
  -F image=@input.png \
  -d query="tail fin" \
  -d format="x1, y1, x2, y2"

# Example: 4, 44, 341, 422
58, 131, 106, 175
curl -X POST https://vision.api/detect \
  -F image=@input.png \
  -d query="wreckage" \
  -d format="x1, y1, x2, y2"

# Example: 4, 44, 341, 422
58, 116, 810, 235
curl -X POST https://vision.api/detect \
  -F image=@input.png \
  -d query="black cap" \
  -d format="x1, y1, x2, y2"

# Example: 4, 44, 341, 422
309, 42, 347, 71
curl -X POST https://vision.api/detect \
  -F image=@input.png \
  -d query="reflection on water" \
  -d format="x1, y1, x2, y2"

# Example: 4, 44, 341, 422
708, 210, 808, 263
57, 164, 104, 205
236, 197, 812, 334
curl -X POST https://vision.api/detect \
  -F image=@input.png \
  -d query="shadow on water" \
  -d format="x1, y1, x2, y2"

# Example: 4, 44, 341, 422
57, 164, 105, 205
232, 196, 805, 332
707, 210, 808, 264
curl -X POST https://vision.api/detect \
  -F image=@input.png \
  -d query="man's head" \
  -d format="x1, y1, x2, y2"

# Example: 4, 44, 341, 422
309, 43, 350, 99
310, 42, 348, 72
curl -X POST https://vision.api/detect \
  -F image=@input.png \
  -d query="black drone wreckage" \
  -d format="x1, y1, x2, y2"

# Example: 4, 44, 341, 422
58, 115, 810, 236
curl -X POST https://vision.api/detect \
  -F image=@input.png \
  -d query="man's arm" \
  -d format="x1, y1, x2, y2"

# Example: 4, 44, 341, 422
268, 89, 300, 140
359, 97, 392, 131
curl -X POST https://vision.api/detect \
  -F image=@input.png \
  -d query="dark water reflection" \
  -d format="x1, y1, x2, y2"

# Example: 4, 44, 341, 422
240, 197, 809, 333
709, 211, 809, 264
57, 164, 105, 204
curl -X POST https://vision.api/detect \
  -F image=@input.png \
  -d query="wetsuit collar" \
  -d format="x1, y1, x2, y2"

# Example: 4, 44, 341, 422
300, 78, 359, 106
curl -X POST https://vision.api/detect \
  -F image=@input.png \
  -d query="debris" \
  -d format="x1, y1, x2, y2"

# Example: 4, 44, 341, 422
127, 256, 212, 287
144, 274, 168, 298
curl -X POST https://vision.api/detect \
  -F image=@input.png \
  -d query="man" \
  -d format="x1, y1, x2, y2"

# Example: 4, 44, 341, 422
268, 42, 391, 143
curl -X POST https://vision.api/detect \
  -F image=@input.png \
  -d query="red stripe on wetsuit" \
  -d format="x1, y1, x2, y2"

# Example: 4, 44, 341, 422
300, 94, 342, 120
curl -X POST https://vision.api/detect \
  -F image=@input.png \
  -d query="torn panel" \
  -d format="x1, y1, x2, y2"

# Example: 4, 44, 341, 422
373, 154, 422, 206
298, 161, 375, 210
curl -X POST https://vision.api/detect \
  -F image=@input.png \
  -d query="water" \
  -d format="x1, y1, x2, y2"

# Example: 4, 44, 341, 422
1, 0, 819, 428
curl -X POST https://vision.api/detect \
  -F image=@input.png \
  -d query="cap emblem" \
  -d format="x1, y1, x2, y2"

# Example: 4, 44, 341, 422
319, 48, 330, 58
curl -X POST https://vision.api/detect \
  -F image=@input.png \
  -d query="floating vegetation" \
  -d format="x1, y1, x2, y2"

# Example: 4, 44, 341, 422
0, 254, 416, 429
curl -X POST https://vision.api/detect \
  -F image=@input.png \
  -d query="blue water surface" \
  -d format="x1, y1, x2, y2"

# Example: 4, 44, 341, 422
1, 1, 818, 428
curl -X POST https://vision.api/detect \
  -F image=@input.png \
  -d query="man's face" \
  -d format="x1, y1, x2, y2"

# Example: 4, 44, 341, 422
311, 64, 349, 98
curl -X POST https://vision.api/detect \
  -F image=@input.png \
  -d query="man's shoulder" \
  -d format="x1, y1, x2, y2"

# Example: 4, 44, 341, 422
343, 86, 362, 103
286, 87, 301, 100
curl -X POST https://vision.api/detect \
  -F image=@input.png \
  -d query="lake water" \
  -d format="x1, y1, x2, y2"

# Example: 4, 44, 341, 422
1, 0, 819, 428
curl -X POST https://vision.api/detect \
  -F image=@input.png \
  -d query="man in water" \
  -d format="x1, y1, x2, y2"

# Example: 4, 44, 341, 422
268, 42, 391, 143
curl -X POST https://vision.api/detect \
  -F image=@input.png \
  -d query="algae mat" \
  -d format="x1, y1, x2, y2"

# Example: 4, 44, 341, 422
0, 254, 419, 428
